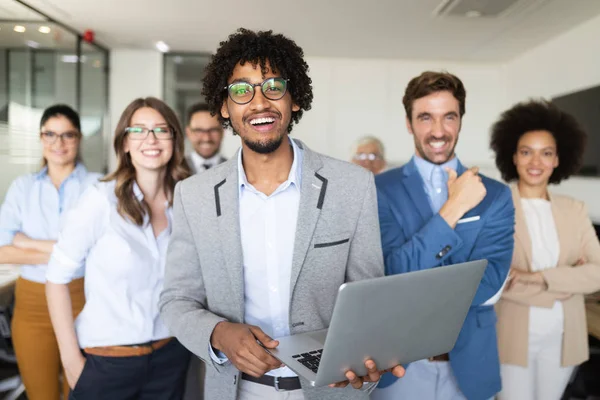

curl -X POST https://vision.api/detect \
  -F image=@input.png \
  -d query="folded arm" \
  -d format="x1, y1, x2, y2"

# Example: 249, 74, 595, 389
542, 203, 600, 295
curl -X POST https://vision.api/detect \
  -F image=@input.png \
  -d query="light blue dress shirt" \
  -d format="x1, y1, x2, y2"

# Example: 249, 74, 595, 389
412, 155, 458, 214
0, 164, 101, 283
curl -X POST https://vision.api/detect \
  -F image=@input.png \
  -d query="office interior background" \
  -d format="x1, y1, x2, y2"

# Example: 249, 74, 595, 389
1, 0, 600, 221
1, 0, 600, 399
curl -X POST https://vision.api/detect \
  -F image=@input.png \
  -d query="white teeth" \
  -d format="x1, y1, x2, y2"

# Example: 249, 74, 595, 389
528, 169, 542, 175
143, 150, 160, 156
429, 141, 445, 149
250, 117, 275, 125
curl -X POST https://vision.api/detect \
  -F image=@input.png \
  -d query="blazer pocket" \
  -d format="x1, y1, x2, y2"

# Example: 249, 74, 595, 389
455, 219, 483, 234
314, 238, 350, 249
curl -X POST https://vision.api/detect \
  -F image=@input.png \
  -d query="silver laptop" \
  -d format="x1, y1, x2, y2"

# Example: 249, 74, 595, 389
268, 259, 487, 387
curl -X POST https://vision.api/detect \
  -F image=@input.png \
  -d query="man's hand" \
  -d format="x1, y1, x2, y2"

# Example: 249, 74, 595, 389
328, 359, 405, 389
440, 167, 486, 228
210, 322, 282, 377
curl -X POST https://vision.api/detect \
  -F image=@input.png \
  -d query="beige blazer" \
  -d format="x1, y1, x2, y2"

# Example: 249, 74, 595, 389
496, 184, 600, 367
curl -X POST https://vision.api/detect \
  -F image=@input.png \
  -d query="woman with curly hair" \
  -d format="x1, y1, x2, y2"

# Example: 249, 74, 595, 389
490, 100, 600, 400
45, 97, 191, 399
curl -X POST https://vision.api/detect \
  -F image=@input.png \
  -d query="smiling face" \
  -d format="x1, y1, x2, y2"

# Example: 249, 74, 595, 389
407, 90, 461, 165
124, 107, 174, 173
40, 115, 80, 168
352, 142, 386, 174
513, 130, 559, 189
186, 111, 224, 158
220, 60, 299, 155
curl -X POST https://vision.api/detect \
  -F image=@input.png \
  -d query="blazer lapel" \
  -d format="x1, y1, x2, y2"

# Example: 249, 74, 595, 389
215, 154, 245, 315
289, 140, 325, 295
511, 184, 533, 271
401, 159, 433, 223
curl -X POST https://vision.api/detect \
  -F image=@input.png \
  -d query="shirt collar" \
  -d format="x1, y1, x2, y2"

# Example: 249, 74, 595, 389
132, 181, 170, 208
237, 138, 303, 196
191, 151, 221, 169
412, 154, 458, 183
35, 163, 88, 182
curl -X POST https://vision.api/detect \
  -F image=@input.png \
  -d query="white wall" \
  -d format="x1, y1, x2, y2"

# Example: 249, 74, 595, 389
106, 16, 600, 223
221, 57, 505, 169
108, 49, 163, 170
502, 12, 600, 222
298, 58, 504, 167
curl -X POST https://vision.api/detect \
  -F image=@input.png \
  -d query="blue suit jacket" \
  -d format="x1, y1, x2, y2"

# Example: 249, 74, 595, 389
375, 159, 514, 400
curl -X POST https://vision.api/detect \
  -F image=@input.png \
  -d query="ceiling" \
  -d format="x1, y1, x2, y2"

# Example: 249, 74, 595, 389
0, 0, 44, 20
6, 0, 600, 61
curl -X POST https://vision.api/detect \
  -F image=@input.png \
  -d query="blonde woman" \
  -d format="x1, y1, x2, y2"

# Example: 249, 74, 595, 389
46, 97, 191, 399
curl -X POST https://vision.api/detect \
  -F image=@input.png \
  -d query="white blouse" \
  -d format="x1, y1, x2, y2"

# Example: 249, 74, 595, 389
521, 198, 564, 335
46, 180, 171, 348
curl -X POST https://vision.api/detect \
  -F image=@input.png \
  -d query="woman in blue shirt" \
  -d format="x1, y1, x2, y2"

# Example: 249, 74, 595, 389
0, 104, 100, 400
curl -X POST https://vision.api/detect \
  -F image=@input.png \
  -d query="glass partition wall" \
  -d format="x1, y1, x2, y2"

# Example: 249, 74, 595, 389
0, 2, 109, 199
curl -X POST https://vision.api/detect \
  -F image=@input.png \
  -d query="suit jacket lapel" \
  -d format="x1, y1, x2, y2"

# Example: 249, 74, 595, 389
215, 154, 245, 315
401, 159, 433, 223
511, 184, 533, 271
289, 140, 325, 296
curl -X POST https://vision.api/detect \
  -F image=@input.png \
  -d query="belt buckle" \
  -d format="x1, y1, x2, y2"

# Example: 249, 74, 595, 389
273, 376, 284, 392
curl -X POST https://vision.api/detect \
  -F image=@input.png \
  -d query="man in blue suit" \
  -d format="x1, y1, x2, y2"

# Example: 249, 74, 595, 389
371, 71, 514, 400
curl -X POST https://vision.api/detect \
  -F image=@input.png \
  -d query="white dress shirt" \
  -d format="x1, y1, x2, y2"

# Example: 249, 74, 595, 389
521, 198, 563, 334
190, 151, 223, 171
211, 139, 303, 378
46, 180, 171, 348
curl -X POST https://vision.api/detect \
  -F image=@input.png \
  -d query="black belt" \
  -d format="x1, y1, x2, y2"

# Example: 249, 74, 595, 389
241, 373, 302, 391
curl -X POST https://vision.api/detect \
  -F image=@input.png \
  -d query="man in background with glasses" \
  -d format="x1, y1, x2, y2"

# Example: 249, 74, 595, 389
160, 28, 404, 400
185, 103, 227, 173
351, 136, 387, 175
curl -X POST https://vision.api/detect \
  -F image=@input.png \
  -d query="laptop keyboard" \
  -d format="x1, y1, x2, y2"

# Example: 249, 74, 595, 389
292, 349, 323, 373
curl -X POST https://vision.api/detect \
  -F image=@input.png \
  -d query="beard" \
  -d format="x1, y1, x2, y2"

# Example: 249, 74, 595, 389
242, 135, 284, 154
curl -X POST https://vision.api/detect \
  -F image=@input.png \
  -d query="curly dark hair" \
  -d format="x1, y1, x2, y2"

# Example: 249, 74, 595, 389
202, 28, 313, 133
490, 99, 587, 184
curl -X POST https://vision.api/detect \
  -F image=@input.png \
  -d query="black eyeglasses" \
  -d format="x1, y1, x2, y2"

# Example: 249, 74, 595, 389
40, 131, 80, 144
224, 77, 289, 105
125, 126, 173, 140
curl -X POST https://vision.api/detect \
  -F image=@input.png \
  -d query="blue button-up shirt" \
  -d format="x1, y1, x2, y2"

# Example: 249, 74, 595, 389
0, 164, 101, 282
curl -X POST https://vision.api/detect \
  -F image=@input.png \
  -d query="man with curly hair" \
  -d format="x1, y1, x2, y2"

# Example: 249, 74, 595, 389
159, 28, 404, 400
372, 71, 515, 400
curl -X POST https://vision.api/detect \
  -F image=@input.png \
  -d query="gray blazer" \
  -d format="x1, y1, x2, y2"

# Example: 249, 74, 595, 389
160, 139, 384, 400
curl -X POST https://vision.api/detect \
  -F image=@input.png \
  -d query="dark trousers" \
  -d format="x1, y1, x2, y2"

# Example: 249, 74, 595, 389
70, 339, 191, 400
